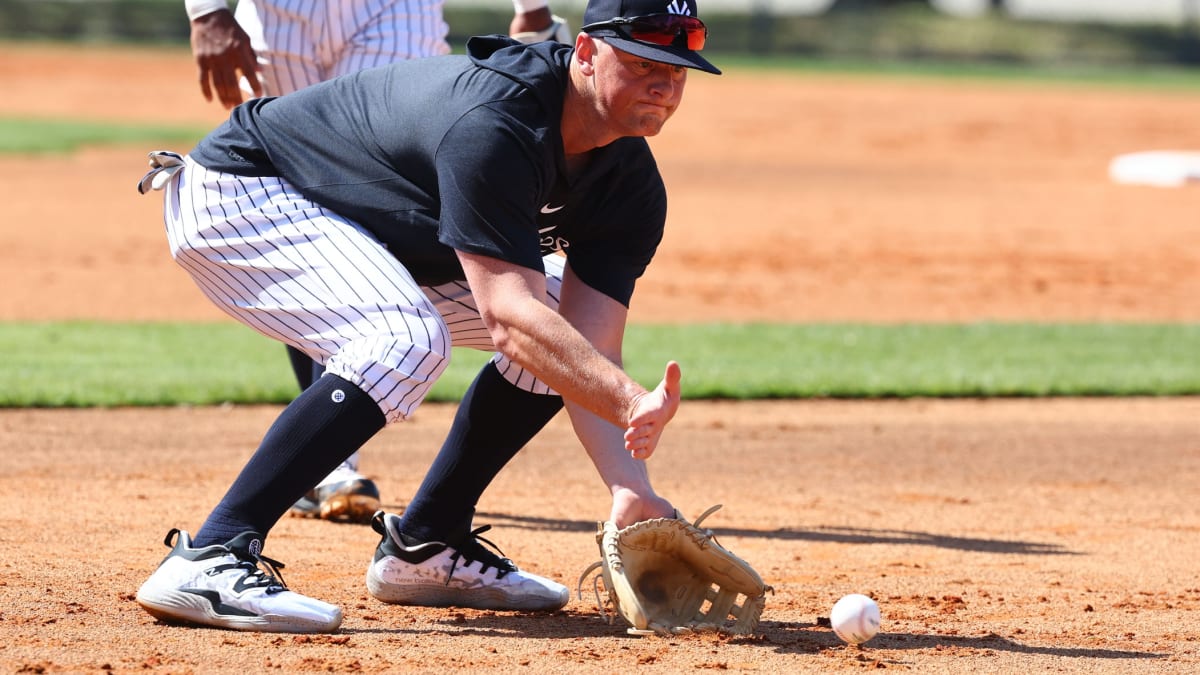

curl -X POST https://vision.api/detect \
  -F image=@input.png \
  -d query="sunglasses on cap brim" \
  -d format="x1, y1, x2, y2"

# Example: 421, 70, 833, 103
582, 14, 709, 51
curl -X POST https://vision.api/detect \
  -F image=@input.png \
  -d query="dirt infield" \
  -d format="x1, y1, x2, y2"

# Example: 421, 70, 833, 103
1, 42, 1199, 674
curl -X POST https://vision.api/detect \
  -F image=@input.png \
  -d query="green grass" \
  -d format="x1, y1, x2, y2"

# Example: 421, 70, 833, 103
0, 117, 207, 154
3, 321, 1198, 407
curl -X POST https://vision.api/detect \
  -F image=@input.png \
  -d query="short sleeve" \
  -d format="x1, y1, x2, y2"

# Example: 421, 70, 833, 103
434, 105, 549, 273
560, 142, 667, 306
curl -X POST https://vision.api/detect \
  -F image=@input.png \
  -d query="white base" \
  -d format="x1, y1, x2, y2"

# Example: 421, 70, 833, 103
1108, 150, 1200, 188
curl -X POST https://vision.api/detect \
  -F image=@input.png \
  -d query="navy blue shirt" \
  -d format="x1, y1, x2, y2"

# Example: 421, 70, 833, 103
190, 37, 667, 306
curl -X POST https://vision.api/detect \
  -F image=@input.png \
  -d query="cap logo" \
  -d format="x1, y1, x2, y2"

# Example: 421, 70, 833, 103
666, 0, 691, 15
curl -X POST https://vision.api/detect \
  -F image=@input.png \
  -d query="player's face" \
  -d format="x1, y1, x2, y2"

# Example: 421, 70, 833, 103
591, 40, 687, 137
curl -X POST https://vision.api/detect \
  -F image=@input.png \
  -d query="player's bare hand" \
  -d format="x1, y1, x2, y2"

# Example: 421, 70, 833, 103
509, 7, 572, 44
610, 487, 674, 528
510, 7, 553, 36
190, 9, 262, 109
623, 361, 681, 460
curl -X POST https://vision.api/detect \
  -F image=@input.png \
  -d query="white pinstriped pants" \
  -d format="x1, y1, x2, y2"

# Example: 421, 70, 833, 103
163, 157, 561, 423
234, 0, 451, 96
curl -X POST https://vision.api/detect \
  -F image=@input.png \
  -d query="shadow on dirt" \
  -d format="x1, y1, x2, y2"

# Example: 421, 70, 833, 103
850, 630, 1165, 661
748, 621, 1165, 660
342, 613, 1163, 662
476, 512, 1074, 555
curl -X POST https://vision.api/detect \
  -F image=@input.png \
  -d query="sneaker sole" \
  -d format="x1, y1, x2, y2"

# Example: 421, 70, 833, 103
365, 562, 568, 612
136, 588, 343, 633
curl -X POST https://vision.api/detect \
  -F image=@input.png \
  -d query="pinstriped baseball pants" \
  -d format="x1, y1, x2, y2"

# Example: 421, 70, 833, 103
234, 0, 451, 96
163, 157, 561, 424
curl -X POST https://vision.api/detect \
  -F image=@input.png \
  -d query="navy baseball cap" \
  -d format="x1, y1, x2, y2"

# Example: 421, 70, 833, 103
582, 0, 721, 75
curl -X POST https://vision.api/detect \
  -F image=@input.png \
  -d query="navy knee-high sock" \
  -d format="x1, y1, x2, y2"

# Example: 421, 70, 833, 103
194, 374, 385, 547
398, 361, 563, 542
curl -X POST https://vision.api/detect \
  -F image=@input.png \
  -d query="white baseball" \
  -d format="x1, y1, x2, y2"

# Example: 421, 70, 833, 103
830, 594, 881, 645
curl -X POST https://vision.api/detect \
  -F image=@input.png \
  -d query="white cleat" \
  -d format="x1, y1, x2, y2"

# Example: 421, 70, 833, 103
136, 529, 342, 633
366, 511, 569, 612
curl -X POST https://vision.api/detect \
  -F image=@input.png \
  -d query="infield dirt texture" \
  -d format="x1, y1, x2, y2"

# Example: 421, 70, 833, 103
1, 43, 1198, 674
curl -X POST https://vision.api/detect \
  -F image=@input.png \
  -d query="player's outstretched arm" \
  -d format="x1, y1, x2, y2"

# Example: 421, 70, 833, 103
457, 251, 650, 429
187, 6, 261, 108
551, 264, 679, 526
456, 251, 683, 525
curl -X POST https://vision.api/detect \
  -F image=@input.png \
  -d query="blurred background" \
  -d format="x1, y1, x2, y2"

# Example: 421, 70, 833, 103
0, 0, 1197, 68
1, 0, 1198, 401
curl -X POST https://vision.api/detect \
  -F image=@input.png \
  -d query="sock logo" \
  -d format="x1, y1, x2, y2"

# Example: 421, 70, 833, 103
331, 389, 346, 403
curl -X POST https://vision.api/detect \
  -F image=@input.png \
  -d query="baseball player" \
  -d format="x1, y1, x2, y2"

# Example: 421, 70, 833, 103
187, 0, 571, 109
137, 0, 719, 633
184, 0, 572, 524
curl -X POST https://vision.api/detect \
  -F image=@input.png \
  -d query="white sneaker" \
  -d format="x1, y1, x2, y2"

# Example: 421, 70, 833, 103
136, 529, 343, 633
365, 512, 569, 612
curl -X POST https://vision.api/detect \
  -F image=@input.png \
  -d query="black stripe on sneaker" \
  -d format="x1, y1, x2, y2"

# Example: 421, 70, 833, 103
182, 589, 259, 617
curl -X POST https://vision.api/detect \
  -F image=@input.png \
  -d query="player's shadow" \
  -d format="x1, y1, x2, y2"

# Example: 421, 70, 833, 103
342, 615, 1164, 663
474, 511, 1075, 556
342, 609, 654, 640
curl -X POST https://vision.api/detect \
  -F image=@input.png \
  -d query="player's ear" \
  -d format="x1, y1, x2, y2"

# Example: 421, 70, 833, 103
575, 33, 598, 76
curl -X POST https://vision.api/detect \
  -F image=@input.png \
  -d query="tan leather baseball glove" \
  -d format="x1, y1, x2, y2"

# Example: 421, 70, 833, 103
577, 505, 772, 636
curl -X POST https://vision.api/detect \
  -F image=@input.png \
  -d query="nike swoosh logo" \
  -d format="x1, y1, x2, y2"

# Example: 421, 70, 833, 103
540, 204, 565, 214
